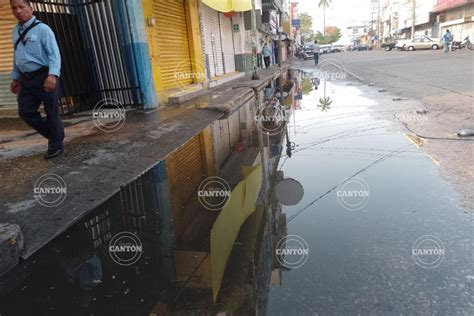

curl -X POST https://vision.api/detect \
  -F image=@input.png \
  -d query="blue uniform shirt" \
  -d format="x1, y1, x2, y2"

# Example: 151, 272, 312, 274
11, 16, 61, 80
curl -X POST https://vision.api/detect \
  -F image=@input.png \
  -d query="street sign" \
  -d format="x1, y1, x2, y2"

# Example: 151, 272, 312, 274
292, 19, 301, 28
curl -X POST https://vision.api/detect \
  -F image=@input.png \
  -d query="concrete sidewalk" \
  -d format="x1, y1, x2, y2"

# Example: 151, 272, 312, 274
0, 64, 289, 275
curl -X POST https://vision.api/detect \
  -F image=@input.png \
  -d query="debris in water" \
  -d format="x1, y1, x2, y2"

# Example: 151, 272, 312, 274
368, 83, 375, 86
457, 129, 474, 137
393, 98, 403, 101
378, 89, 387, 92
416, 108, 429, 114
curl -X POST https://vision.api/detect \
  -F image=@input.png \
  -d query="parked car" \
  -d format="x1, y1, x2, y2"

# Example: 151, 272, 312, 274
320, 44, 332, 54
381, 42, 396, 51
357, 44, 372, 51
304, 44, 314, 59
395, 35, 442, 51
331, 45, 344, 53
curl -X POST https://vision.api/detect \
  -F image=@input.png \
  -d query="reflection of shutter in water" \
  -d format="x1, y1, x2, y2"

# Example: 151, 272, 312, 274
167, 135, 206, 240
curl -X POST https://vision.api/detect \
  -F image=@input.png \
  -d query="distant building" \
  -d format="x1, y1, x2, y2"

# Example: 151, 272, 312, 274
432, 0, 474, 40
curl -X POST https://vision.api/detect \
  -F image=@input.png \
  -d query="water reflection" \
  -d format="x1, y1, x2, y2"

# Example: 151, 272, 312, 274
1, 69, 470, 315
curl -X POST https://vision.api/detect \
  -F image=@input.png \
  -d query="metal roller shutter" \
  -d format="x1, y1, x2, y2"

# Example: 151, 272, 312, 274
0, 3, 15, 73
219, 13, 236, 74
153, 0, 193, 90
201, 4, 224, 77
0, 3, 17, 108
167, 134, 206, 238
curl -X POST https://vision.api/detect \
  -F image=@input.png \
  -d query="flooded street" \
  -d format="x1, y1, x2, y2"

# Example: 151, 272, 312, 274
0, 69, 472, 316
267, 70, 473, 315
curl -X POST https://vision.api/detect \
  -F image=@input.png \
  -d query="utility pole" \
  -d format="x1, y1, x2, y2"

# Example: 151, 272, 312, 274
278, 9, 282, 68
377, 0, 381, 48
251, 0, 260, 80
411, 0, 416, 39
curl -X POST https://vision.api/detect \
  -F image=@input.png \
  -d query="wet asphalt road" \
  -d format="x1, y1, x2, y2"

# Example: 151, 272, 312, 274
267, 73, 474, 315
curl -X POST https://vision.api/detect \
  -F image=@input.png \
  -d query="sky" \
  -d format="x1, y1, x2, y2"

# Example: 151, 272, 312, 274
295, 0, 374, 41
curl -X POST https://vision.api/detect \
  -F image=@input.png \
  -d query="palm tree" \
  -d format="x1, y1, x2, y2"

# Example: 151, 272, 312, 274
318, 81, 332, 112
318, 97, 333, 111
318, 0, 332, 37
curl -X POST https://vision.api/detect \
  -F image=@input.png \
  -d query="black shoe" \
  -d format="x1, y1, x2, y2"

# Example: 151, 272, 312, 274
45, 148, 64, 159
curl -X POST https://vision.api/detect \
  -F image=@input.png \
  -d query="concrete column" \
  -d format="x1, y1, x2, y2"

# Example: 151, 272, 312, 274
116, 0, 158, 110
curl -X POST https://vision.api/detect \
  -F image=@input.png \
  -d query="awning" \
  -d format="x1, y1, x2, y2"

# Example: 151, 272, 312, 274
202, 0, 252, 12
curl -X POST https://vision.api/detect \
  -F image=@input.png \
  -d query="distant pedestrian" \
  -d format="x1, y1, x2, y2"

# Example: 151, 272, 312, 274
10, 0, 64, 159
313, 40, 320, 66
262, 43, 272, 68
442, 29, 452, 53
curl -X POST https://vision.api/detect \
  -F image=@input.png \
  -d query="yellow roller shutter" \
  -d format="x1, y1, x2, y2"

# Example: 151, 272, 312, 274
153, 0, 193, 91
0, 3, 16, 73
167, 134, 206, 239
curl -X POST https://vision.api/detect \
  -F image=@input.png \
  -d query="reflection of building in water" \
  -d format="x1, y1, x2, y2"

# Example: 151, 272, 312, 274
158, 73, 298, 314
0, 71, 300, 315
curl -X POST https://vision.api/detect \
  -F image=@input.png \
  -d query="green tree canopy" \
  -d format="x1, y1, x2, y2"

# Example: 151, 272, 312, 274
299, 12, 315, 43
314, 27, 342, 44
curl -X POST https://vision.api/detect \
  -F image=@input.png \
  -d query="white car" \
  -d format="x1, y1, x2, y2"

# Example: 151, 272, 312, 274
396, 35, 443, 51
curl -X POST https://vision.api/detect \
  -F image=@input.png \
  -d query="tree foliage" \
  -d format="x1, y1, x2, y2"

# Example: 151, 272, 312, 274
314, 27, 342, 44
318, 0, 332, 9
299, 12, 315, 44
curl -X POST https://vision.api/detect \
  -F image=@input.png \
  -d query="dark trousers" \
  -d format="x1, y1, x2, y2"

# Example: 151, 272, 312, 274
18, 73, 64, 151
314, 53, 319, 66
264, 56, 271, 68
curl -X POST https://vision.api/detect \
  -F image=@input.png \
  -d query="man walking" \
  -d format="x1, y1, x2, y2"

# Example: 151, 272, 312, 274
262, 43, 272, 68
442, 29, 452, 53
10, 0, 64, 159
313, 40, 320, 66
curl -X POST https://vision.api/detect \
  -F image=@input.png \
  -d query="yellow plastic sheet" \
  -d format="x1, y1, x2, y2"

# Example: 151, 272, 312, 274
210, 164, 263, 301
202, 0, 252, 12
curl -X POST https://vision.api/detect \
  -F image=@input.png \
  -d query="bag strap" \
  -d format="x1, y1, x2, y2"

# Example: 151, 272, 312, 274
14, 20, 42, 51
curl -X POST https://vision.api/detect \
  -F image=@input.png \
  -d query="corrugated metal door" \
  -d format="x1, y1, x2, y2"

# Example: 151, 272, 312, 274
0, 4, 15, 73
153, 0, 193, 91
201, 4, 224, 77
167, 134, 206, 240
0, 4, 17, 108
219, 13, 236, 74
